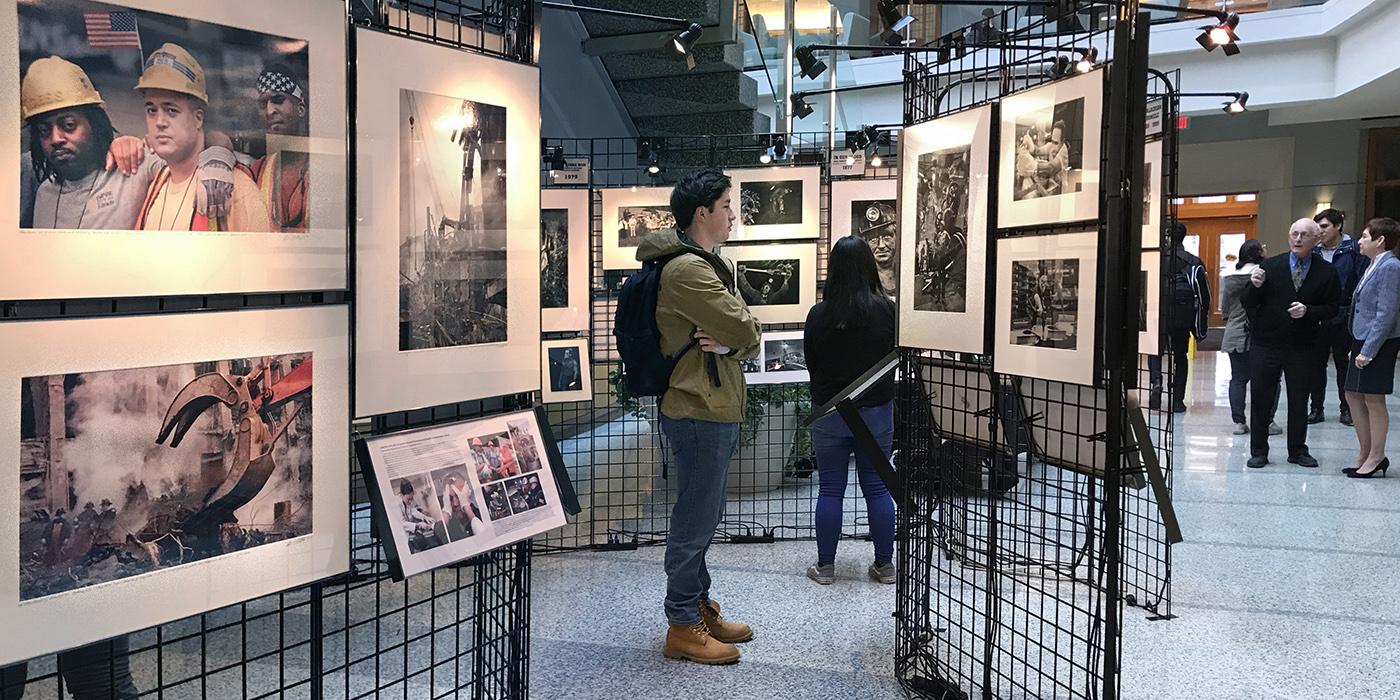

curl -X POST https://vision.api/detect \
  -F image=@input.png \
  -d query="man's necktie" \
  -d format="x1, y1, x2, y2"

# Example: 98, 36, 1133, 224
1292, 263, 1304, 291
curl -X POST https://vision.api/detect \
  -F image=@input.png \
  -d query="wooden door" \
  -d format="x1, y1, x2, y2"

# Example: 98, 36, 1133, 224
1176, 196, 1259, 327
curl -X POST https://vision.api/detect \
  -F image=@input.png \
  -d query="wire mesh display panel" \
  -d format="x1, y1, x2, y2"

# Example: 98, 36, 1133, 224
1, 2, 538, 698
535, 134, 901, 552
895, 3, 1169, 698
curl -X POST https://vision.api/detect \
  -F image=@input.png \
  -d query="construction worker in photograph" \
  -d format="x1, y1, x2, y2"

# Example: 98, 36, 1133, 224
251, 61, 310, 231
20, 56, 233, 229
133, 43, 272, 231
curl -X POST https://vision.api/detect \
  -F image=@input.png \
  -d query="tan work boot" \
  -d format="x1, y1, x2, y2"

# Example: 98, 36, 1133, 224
663, 621, 740, 664
699, 598, 754, 643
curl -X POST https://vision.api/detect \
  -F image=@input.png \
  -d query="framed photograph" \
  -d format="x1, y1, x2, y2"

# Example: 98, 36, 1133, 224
540, 337, 592, 403
540, 189, 590, 332
0, 306, 349, 666
1, 0, 348, 300
1017, 378, 1150, 485
898, 104, 993, 353
721, 242, 817, 325
1142, 139, 1163, 249
1139, 250, 1160, 356
994, 230, 1100, 385
830, 179, 897, 296
997, 72, 1104, 228
353, 27, 541, 417
746, 330, 808, 385
600, 186, 674, 271
919, 357, 1011, 452
355, 408, 569, 580
725, 166, 821, 241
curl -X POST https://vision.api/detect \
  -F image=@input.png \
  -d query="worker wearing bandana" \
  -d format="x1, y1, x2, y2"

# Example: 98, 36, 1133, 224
251, 62, 310, 232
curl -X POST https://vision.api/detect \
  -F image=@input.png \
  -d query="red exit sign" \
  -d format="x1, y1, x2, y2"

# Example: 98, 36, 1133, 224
1178, 115, 1191, 130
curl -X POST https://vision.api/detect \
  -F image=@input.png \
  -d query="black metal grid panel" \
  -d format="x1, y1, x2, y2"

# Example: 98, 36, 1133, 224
534, 134, 910, 551
2, 2, 538, 697
895, 3, 1161, 699
359, 0, 536, 65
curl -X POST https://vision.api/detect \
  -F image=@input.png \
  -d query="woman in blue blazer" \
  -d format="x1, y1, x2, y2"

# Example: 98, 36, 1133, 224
1343, 217, 1400, 478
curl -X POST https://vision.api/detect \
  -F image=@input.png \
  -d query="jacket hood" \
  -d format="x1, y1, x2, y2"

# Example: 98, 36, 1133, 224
1224, 262, 1257, 277
636, 230, 691, 262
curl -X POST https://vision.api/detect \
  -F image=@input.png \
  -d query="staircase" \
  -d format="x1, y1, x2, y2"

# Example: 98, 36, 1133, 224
571, 0, 771, 137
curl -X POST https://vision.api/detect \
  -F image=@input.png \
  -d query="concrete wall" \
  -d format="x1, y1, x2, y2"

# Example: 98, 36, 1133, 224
539, 7, 636, 138
1176, 111, 1399, 250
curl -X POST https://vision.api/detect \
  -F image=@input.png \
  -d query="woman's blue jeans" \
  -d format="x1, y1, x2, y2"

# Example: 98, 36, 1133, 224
810, 402, 896, 567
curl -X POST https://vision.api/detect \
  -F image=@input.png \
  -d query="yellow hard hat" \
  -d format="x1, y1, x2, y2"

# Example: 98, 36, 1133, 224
135, 43, 208, 104
20, 57, 106, 121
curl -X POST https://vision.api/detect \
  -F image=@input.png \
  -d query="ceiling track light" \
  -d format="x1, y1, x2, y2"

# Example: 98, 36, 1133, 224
671, 22, 703, 58
1195, 12, 1241, 56
636, 139, 653, 165
542, 144, 566, 171
877, 0, 914, 34
795, 45, 828, 80
1222, 91, 1249, 113
791, 93, 814, 120
1075, 47, 1098, 73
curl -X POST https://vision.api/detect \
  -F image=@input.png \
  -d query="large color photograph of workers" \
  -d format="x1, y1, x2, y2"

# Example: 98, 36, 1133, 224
18, 353, 315, 600
17, 0, 312, 232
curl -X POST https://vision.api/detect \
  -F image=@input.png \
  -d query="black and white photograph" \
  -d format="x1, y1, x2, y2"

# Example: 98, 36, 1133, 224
19, 353, 314, 601
899, 105, 992, 353
355, 408, 568, 580
722, 243, 818, 324
1, 0, 348, 300
997, 72, 1103, 228
725, 166, 820, 241
540, 337, 592, 403
600, 186, 673, 269
0, 307, 350, 667
913, 145, 972, 313
540, 188, 589, 331
1142, 140, 1163, 248
398, 88, 508, 352
1010, 98, 1084, 201
1140, 250, 1161, 355
830, 180, 897, 295
740, 179, 803, 226
1009, 258, 1080, 350
994, 230, 1100, 385
429, 465, 485, 541
389, 474, 448, 554
354, 28, 540, 417
747, 330, 809, 385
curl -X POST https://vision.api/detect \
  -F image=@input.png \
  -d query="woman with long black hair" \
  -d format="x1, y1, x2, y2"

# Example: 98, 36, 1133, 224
802, 236, 897, 585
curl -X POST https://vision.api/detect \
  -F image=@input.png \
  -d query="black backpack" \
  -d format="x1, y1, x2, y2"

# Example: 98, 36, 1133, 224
613, 251, 699, 397
1168, 250, 1207, 337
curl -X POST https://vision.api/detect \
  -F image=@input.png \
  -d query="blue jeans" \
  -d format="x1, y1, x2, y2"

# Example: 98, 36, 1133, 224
660, 415, 741, 625
811, 402, 896, 567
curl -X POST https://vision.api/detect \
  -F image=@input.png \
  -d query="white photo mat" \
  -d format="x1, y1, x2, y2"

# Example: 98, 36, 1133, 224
724, 165, 821, 242
353, 28, 541, 417
0, 0, 348, 300
541, 337, 593, 403
1142, 139, 1163, 248
1140, 250, 1161, 356
996, 71, 1104, 228
0, 306, 350, 666
746, 330, 808, 385
720, 242, 818, 325
357, 408, 567, 580
829, 178, 898, 294
540, 189, 591, 332
600, 185, 673, 271
898, 104, 993, 353
994, 230, 1100, 386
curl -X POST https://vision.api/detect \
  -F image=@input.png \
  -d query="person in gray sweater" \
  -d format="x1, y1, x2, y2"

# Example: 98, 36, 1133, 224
1219, 240, 1280, 436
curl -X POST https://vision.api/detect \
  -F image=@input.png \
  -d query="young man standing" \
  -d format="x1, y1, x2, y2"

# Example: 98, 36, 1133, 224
1243, 218, 1340, 468
636, 169, 761, 665
1309, 208, 1367, 425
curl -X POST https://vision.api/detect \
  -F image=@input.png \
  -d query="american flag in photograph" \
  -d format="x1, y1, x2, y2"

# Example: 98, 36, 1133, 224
84, 10, 141, 49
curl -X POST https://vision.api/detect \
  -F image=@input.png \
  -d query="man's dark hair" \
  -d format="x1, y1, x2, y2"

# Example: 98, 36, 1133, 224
670, 169, 732, 231
1364, 217, 1400, 252
1313, 208, 1344, 231
399, 481, 414, 495
1169, 221, 1188, 246
28, 104, 115, 183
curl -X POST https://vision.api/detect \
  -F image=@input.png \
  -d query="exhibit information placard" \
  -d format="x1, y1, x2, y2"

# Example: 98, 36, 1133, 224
356, 408, 569, 580
0, 306, 350, 666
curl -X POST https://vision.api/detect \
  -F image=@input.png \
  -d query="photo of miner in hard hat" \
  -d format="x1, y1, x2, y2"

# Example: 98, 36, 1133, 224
132, 43, 271, 231
20, 56, 235, 230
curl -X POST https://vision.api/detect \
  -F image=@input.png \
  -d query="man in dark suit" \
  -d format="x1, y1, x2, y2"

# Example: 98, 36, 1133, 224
1243, 218, 1341, 468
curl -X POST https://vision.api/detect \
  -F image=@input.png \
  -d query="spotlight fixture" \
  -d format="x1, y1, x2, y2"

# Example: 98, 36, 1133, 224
1195, 13, 1241, 56
791, 93, 815, 120
1222, 92, 1249, 113
671, 22, 703, 56
646, 159, 662, 176
1075, 47, 1098, 73
759, 151, 773, 164
1046, 55, 1073, 79
763, 135, 790, 163
846, 128, 870, 153
637, 139, 654, 165
795, 45, 827, 80
542, 144, 566, 171
877, 0, 914, 34
844, 153, 856, 167
870, 154, 883, 167
772, 136, 788, 161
